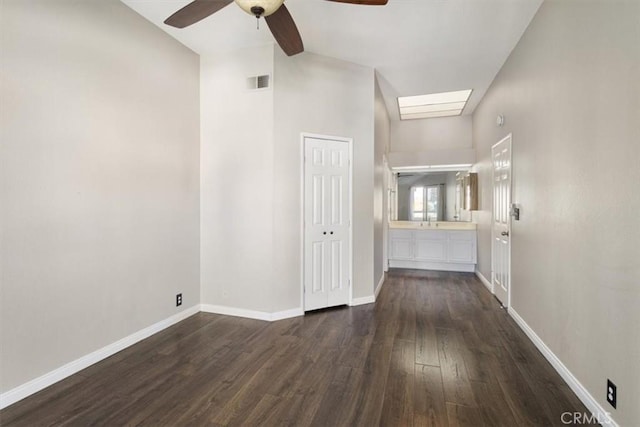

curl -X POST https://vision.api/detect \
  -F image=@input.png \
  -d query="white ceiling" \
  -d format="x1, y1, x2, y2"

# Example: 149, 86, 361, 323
121, 0, 542, 121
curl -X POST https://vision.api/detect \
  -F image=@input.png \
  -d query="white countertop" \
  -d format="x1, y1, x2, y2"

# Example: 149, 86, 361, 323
389, 221, 477, 231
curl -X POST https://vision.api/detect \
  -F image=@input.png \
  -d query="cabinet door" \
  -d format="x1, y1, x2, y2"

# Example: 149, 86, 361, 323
447, 232, 477, 263
414, 231, 447, 261
390, 236, 413, 259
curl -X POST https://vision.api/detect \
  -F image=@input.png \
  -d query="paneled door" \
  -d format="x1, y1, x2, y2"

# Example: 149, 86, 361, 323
303, 136, 351, 311
492, 134, 512, 306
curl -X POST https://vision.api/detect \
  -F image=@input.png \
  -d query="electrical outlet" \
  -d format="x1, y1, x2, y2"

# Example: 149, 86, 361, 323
176, 293, 182, 307
607, 379, 617, 409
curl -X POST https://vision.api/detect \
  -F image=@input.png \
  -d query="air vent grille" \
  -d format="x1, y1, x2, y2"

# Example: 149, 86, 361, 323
247, 74, 270, 90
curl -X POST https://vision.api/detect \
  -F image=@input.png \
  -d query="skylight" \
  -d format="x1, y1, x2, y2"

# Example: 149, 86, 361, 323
398, 89, 472, 120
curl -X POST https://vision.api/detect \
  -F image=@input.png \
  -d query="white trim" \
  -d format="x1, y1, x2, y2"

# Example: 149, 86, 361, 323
349, 139, 354, 306
491, 132, 513, 309
270, 307, 304, 321
201, 304, 271, 321
375, 273, 386, 299
475, 269, 493, 293
508, 308, 618, 427
0, 304, 200, 410
300, 133, 354, 313
299, 134, 305, 313
200, 304, 303, 322
349, 295, 375, 306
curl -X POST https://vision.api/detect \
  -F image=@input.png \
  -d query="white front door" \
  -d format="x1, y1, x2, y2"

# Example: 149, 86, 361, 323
303, 136, 351, 311
492, 134, 512, 306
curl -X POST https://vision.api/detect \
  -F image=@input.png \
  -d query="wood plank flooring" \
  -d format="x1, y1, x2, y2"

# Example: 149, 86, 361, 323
0, 269, 593, 426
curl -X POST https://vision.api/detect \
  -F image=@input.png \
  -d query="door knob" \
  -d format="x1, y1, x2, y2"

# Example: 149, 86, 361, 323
501, 231, 509, 236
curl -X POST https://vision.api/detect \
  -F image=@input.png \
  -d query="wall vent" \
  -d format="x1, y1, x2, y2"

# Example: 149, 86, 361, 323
247, 74, 270, 90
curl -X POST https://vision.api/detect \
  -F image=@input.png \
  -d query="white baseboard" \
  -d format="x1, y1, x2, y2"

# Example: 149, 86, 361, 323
508, 308, 618, 427
349, 295, 375, 306
0, 304, 200, 410
475, 269, 493, 293
270, 307, 304, 321
374, 273, 386, 299
200, 304, 302, 322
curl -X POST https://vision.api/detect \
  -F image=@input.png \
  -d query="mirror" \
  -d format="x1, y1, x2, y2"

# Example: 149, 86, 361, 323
392, 171, 472, 222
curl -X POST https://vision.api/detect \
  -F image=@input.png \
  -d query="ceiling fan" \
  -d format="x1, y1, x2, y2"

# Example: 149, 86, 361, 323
164, 0, 388, 57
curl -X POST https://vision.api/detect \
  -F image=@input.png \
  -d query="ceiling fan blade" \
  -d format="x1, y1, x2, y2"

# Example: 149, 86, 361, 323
164, 0, 234, 28
325, 0, 388, 5
265, 5, 304, 56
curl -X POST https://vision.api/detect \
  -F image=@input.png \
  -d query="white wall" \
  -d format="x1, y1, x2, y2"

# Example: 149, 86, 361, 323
374, 76, 390, 291
0, 0, 200, 394
200, 45, 276, 313
390, 115, 472, 152
273, 50, 376, 306
472, 1, 640, 425
388, 115, 475, 169
200, 48, 377, 313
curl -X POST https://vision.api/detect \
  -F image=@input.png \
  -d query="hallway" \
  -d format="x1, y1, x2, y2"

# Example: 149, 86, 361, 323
1, 269, 591, 426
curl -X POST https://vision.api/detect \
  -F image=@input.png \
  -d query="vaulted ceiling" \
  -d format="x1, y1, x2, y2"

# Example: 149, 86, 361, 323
122, 0, 542, 121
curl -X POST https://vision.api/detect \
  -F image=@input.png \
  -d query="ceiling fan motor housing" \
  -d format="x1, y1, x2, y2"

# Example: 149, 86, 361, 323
235, 0, 284, 17
250, 6, 265, 17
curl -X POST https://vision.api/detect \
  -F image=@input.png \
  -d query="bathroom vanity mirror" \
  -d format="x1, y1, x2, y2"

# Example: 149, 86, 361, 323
392, 171, 474, 222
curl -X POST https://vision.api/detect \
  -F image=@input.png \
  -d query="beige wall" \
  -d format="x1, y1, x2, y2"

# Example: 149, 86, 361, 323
200, 45, 275, 312
0, 0, 200, 394
374, 76, 390, 291
472, 1, 640, 424
200, 48, 377, 313
391, 115, 472, 152
273, 50, 376, 305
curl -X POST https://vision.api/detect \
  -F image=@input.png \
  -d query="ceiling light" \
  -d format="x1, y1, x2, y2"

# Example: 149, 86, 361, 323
235, 0, 284, 17
401, 110, 463, 120
398, 89, 472, 121
398, 90, 472, 108
400, 102, 466, 115
392, 164, 472, 172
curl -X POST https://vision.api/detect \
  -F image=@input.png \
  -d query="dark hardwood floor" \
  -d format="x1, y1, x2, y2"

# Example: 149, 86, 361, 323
1, 269, 593, 426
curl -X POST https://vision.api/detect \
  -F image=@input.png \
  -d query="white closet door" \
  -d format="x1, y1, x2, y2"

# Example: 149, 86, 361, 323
304, 137, 350, 311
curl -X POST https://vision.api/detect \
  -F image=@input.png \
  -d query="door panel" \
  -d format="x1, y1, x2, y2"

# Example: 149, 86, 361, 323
311, 242, 324, 293
312, 175, 324, 225
390, 238, 413, 259
449, 241, 474, 263
415, 239, 447, 261
492, 134, 512, 306
329, 240, 343, 291
330, 175, 343, 225
448, 232, 476, 263
304, 137, 350, 311
414, 231, 447, 261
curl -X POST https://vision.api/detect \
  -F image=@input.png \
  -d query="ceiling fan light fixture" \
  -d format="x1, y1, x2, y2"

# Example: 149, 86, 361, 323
235, 0, 285, 17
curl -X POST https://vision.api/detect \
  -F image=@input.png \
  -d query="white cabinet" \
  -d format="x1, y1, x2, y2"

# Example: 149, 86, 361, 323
389, 228, 477, 272
447, 231, 476, 264
414, 231, 447, 261
389, 230, 413, 260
